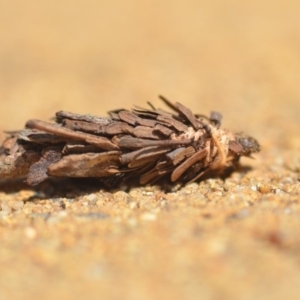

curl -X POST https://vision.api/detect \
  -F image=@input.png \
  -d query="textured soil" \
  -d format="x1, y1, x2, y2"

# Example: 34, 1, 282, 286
0, 1, 300, 299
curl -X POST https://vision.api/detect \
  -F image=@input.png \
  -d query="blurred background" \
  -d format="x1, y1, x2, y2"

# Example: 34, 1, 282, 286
1, 0, 299, 146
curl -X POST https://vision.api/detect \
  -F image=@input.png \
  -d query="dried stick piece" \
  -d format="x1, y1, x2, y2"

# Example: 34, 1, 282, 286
48, 151, 121, 177
27, 148, 62, 185
121, 146, 170, 165
112, 136, 191, 149
56, 111, 111, 125
26, 119, 119, 150
156, 115, 189, 132
171, 149, 208, 182
166, 146, 195, 166
0, 151, 40, 178
0, 96, 260, 187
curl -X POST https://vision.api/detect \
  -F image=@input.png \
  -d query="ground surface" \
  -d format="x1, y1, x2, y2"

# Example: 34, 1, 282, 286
0, 0, 300, 299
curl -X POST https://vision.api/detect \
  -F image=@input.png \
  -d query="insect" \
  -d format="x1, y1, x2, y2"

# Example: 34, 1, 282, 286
0, 96, 260, 187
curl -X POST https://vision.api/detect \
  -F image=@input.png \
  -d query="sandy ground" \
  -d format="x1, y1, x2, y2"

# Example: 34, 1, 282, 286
0, 0, 300, 299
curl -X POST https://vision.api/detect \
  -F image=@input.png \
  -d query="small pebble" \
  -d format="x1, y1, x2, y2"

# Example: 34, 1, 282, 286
129, 202, 138, 210
24, 227, 37, 239
257, 184, 273, 194
113, 191, 129, 202
140, 212, 157, 221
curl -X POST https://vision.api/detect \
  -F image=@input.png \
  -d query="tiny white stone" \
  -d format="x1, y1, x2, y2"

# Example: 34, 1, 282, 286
24, 227, 37, 239
140, 212, 157, 221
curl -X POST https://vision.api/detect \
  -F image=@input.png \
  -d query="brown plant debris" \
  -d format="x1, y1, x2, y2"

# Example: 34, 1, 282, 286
0, 96, 260, 187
